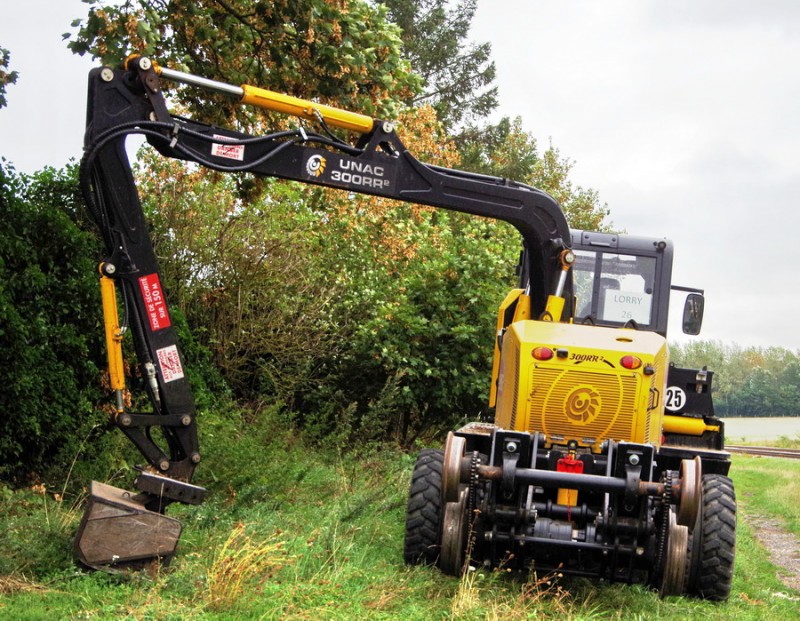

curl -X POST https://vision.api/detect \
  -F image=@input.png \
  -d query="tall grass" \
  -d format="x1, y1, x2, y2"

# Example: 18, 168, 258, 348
1, 410, 799, 619
205, 523, 287, 610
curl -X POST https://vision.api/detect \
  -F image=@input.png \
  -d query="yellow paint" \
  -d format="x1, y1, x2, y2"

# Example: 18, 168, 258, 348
557, 488, 579, 506
490, 290, 521, 407
662, 414, 720, 436
100, 274, 125, 399
240, 85, 374, 133
494, 321, 668, 452
543, 294, 565, 322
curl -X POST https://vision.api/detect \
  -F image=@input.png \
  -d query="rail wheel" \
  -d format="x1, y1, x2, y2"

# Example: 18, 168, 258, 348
440, 489, 469, 576
687, 474, 736, 600
404, 449, 444, 565
659, 507, 689, 597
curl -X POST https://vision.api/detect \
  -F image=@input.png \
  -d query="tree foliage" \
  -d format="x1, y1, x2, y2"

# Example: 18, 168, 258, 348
67, 0, 421, 125
131, 104, 513, 443
0, 46, 19, 109
0, 162, 105, 478
671, 340, 800, 417
377, 0, 497, 129
57, 0, 614, 452
458, 116, 611, 230
135, 152, 351, 402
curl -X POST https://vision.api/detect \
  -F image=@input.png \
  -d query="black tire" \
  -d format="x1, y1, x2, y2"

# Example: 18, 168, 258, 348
688, 474, 736, 601
403, 448, 444, 565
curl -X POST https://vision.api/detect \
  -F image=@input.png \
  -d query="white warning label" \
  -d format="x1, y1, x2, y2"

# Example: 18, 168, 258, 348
157, 345, 185, 383
211, 134, 245, 161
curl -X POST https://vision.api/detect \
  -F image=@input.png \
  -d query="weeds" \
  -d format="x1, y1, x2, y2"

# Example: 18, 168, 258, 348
205, 522, 288, 611
450, 562, 579, 620
2, 428, 800, 619
0, 575, 47, 595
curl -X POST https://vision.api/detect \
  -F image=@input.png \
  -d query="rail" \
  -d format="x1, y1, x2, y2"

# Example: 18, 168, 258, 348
726, 445, 800, 460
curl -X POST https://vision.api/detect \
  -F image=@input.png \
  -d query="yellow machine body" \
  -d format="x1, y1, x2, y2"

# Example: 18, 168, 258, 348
494, 320, 668, 452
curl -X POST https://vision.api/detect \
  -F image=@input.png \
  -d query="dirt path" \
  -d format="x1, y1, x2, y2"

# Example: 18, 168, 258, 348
744, 513, 800, 595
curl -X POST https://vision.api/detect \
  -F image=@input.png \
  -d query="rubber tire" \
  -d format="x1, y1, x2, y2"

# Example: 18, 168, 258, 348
403, 449, 444, 566
688, 474, 736, 601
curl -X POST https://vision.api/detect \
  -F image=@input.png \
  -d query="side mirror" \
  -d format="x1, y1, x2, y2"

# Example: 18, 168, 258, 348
682, 293, 704, 335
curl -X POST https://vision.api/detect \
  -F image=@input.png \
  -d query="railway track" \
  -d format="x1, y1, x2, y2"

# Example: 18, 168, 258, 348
726, 445, 800, 460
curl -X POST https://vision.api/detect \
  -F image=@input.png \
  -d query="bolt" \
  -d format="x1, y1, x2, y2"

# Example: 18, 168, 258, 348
382, 121, 395, 133
629, 453, 641, 466
506, 441, 518, 453
636, 546, 645, 556
118, 413, 132, 427
138, 56, 152, 71
159, 460, 170, 471
191, 452, 202, 464
104, 263, 116, 275
181, 415, 192, 427
100, 67, 114, 82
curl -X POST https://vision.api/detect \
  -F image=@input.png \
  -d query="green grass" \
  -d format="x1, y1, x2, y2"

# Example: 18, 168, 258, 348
1, 416, 799, 619
733, 453, 800, 537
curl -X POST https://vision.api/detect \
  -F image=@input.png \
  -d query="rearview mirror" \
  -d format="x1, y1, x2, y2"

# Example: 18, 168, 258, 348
682, 293, 704, 335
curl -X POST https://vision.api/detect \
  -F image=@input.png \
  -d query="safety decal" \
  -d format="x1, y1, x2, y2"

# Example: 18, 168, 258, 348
211, 134, 245, 161
157, 345, 185, 383
138, 274, 171, 331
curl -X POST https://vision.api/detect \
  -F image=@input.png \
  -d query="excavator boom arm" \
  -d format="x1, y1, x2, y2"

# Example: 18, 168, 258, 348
76, 57, 571, 568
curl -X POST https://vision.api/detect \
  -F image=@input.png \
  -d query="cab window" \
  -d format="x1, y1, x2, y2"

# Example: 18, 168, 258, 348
574, 250, 657, 328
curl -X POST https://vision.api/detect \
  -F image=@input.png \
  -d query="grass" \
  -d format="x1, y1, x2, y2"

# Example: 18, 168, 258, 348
1, 416, 799, 619
733, 452, 800, 537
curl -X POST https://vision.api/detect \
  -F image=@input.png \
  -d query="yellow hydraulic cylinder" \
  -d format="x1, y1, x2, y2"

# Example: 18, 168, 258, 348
240, 85, 374, 134
130, 56, 376, 134
543, 294, 566, 322
99, 273, 125, 412
662, 414, 720, 436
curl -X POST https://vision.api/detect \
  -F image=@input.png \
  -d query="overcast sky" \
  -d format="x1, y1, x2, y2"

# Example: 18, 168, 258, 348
1, 1, 798, 350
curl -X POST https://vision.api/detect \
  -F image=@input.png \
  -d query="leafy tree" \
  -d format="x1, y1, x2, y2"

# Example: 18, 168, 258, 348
66, 1, 612, 446
458, 116, 611, 230
316, 210, 517, 444
377, 0, 497, 129
0, 162, 105, 478
670, 340, 800, 417
129, 103, 519, 444
0, 46, 18, 109
67, 0, 421, 125
134, 151, 351, 402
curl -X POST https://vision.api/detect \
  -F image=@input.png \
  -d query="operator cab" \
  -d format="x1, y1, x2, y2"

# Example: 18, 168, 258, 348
570, 230, 703, 337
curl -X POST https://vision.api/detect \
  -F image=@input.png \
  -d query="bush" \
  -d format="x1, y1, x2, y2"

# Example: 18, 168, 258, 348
0, 162, 106, 480
298, 208, 520, 446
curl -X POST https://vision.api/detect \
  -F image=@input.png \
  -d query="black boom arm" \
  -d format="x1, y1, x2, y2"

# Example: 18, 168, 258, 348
80, 57, 572, 502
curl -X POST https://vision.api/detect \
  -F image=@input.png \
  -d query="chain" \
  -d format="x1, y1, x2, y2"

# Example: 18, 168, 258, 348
654, 470, 673, 572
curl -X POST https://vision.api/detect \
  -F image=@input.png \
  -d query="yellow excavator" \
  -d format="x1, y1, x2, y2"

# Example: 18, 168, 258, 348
75, 56, 735, 600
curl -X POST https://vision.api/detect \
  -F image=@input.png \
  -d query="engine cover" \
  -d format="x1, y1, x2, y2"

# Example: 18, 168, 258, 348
494, 321, 668, 451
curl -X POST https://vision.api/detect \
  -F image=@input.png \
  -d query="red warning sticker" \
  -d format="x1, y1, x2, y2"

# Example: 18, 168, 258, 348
138, 274, 171, 331
156, 345, 185, 383
212, 134, 245, 161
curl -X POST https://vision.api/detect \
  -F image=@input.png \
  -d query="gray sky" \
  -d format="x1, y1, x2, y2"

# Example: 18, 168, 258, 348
471, 1, 800, 350
1, 0, 798, 350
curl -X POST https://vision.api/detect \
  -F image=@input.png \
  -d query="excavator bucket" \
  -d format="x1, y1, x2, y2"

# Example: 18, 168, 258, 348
74, 481, 182, 569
